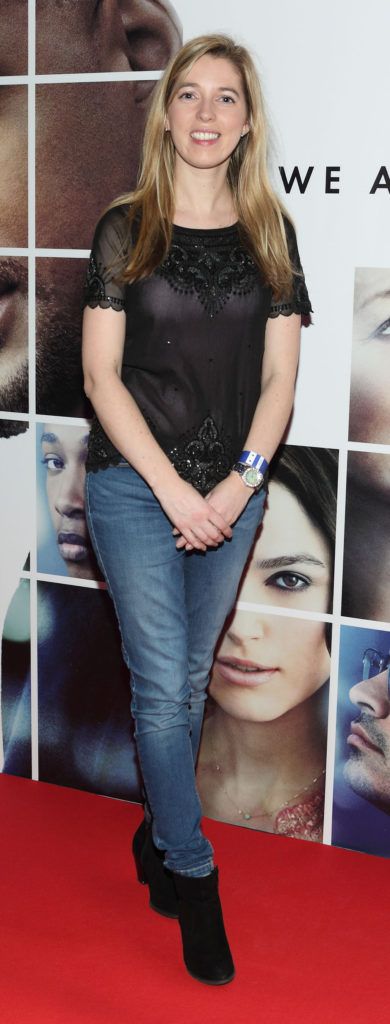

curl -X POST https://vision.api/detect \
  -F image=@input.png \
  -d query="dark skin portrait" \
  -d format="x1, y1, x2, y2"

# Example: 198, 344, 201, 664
35, 1, 182, 247
36, 0, 181, 74
0, 0, 28, 75
36, 258, 90, 416
0, 258, 28, 413
0, 87, 28, 247
40, 423, 101, 581
32, 0, 181, 414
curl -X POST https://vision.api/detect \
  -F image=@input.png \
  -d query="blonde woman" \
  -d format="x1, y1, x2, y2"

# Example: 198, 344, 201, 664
82, 34, 311, 985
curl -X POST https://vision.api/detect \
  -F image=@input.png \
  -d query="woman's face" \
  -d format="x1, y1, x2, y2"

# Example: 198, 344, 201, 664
238, 480, 331, 612
209, 480, 331, 722
166, 54, 249, 175
41, 423, 97, 580
349, 267, 390, 446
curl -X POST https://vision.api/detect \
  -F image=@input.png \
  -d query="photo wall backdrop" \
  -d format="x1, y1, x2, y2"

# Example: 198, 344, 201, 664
1, 0, 389, 856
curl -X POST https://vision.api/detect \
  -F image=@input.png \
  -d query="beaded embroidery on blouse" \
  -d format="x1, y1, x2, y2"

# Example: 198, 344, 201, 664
155, 233, 259, 319
84, 253, 125, 311
166, 415, 235, 493
86, 416, 124, 472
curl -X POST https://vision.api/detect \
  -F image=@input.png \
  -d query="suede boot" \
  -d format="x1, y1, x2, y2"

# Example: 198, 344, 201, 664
173, 867, 235, 985
132, 820, 178, 919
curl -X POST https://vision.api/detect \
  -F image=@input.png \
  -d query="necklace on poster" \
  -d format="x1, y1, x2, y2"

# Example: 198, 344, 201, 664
210, 745, 326, 822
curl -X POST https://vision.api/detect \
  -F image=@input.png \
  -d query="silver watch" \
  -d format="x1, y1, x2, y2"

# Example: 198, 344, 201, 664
232, 463, 265, 490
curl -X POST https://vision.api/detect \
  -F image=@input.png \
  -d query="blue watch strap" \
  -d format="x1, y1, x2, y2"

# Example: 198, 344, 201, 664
237, 450, 269, 473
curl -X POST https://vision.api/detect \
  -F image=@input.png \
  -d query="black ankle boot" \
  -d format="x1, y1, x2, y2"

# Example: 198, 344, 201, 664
173, 867, 235, 985
132, 820, 178, 919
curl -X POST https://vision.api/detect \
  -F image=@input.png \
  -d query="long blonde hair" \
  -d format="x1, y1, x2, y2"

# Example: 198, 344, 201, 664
111, 34, 294, 298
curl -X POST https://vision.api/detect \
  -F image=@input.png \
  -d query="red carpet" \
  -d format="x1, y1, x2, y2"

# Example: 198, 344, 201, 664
1, 775, 388, 1024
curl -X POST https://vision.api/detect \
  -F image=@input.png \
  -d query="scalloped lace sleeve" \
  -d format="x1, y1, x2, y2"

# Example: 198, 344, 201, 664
268, 218, 313, 327
83, 205, 129, 312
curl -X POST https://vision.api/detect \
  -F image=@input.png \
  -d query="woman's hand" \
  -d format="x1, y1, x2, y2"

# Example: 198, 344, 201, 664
154, 477, 233, 551
173, 472, 251, 551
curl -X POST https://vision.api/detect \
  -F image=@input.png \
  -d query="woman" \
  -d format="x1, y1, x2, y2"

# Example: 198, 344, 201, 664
39, 423, 101, 580
197, 446, 337, 842
82, 34, 311, 985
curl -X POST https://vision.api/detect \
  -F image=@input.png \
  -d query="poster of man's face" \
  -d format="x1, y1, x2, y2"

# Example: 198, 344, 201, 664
0, 87, 28, 248
332, 626, 390, 858
0, 258, 28, 414
0, 0, 28, 75
1, 2, 181, 417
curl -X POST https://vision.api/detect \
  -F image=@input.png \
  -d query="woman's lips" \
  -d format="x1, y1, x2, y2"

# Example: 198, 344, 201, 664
57, 531, 91, 563
347, 722, 383, 755
190, 131, 221, 147
215, 656, 279, 687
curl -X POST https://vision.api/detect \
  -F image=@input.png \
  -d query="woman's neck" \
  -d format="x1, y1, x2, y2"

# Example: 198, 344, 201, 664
203, 690, 327, 787
172, 157, 237, 228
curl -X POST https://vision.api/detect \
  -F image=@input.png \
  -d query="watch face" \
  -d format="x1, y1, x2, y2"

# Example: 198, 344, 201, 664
244, 467, 263, 487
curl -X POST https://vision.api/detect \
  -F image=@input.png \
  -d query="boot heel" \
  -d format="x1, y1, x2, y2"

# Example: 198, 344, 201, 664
131, 818, 178, 917
133, 850, 148, 885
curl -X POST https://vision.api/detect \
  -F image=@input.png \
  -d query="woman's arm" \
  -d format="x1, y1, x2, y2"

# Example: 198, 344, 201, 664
242, 310, 301, 460
175, 313, 301, 548
82, 305, 232, 550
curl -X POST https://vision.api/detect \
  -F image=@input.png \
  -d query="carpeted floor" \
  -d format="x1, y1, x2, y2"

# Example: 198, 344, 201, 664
1, 774, 388, 1024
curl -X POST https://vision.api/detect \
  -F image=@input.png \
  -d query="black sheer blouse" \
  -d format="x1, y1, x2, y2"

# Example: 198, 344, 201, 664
84, 204, 312, 493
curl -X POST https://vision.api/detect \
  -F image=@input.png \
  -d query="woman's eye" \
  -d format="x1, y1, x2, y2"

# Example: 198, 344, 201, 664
42, 454, 64, 473
178, 91, 195, 100
265, 572, 310, 592
369, 316, 390, 339
219, 95, 235, 103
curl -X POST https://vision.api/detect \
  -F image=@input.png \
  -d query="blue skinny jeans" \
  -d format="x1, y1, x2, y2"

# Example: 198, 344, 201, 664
85, 464, 266, 876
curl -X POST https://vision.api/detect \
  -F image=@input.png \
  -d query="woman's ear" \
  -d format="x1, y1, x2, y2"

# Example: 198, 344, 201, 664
118, 0, 182, 71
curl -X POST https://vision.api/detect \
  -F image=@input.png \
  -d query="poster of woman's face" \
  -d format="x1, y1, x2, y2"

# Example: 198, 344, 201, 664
349, 268, 390, 446
237, 445, 338, 614
38, 580, 142, 801
37, 422, 102, 581
342, 451, 390, 623
332, 625, 390, 858
197, 445, 336, 841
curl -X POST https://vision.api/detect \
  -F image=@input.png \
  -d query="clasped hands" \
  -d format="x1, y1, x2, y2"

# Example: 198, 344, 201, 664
160, 472, 253, 552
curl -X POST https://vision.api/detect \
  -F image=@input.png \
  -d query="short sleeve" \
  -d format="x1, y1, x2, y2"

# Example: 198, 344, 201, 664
268, 218, 313, 327
83, 204, 130, 311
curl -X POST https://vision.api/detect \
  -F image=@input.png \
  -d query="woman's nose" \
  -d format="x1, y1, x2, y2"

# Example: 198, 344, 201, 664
197, 98, 215, 121
227, 611, 265, 649
55, 470, 85, 518
349, 670, 390, 719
